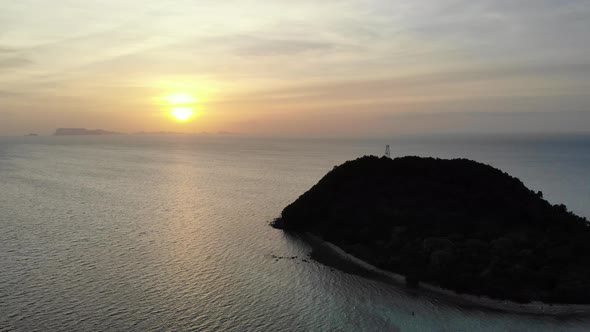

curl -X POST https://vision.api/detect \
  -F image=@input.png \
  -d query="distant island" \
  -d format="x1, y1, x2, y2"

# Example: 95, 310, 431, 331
53, 128, 123, 136
25, 133, 38, 136
132, 131, 189, 135
274, 156, 590, 305
52, 128, 239, 136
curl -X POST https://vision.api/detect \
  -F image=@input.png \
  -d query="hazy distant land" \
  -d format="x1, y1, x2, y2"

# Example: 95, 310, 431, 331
52, 128, 238, 136
53, 128, 123, 136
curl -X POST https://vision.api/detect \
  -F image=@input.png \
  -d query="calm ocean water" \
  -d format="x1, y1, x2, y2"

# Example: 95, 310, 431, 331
1, 135, 589, 331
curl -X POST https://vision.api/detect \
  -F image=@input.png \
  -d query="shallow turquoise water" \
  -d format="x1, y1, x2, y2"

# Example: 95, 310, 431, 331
0, 135, 589, 331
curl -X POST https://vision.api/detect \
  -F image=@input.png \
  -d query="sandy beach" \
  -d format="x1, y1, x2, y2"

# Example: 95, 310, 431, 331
300, 232, 590, 318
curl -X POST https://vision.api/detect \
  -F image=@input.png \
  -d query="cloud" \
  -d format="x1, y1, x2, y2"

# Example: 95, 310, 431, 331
0, 45, 32, 71
235, 37, 338, 56
0, 57, 32, 70
0, 46, 19, 54
227, 62, 590, 104
0, 89, 24, 97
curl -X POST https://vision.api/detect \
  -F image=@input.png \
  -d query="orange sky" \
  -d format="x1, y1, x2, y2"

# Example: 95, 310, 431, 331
1, 1, 590, 136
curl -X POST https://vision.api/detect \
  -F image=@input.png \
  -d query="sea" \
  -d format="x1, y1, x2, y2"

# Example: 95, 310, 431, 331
0, 134, 589, 331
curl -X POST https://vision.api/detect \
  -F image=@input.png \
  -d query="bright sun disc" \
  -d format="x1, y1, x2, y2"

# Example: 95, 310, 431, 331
171, 107, 194, 121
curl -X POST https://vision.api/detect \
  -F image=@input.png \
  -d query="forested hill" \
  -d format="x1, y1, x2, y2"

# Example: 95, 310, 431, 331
274, 156, 590, 304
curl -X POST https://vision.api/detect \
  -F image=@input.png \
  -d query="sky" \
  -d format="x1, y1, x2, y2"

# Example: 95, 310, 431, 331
1, 0, 589, 137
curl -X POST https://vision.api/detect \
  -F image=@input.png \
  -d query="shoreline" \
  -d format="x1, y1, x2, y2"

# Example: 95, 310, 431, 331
297, 232, 590, 318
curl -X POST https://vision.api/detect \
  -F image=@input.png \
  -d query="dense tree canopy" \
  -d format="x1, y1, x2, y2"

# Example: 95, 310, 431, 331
274, 156, 590, 304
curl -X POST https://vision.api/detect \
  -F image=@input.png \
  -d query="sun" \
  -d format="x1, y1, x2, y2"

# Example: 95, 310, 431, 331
162, 93, 198, 122
171, 107, 195, 122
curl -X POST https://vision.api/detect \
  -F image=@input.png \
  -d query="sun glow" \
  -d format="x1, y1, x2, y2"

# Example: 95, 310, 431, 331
171, 107, 195, 122
162, 92, 198, 122
165, 93, 197, 105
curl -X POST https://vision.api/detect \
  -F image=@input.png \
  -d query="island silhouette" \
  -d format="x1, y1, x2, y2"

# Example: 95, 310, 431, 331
53, 128, 123, 136
51, 128, 239, 136
274, 156, 590, 305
